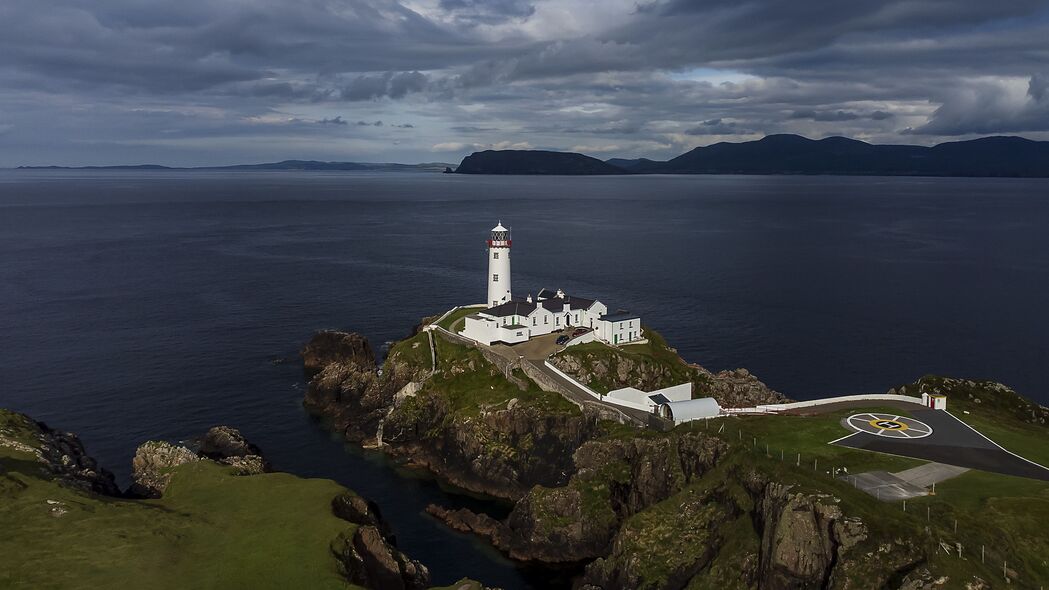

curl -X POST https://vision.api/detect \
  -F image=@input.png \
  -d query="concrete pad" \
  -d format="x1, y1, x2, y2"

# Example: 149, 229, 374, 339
893, 463, 969, 488
843, 471, 928, 501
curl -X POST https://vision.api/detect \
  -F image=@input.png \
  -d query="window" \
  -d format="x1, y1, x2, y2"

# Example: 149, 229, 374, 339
544, 316, 549, 324
492, 274, 498, 281
532, 317, 536, 326
493, 252, 499, 259
555, 317, 560, 326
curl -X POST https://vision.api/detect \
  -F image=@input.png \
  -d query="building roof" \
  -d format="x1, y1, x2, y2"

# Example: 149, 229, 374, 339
536, 288, 558, 300
568, 296, 596, 310
541, 299, 565, 312
649, 393, 670, 405
661, 398, 721, 421
482, 300, 537, 317
602, 311, 639, 322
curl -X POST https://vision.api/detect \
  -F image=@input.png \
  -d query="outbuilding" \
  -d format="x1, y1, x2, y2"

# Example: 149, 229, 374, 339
921, 392, 948, 410
659, 397, 722, 424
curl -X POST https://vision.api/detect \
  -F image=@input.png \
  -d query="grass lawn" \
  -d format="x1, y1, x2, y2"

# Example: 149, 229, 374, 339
435, 305, 486, 332
1, 411, 361, 589
429, 336, 579, 417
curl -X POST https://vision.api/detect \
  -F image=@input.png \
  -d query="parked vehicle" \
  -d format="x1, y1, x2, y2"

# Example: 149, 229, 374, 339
556, 335, 570, 345
571, 328, 588, 337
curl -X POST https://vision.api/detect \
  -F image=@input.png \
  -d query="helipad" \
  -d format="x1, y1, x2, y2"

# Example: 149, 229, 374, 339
843, 413, 932, 439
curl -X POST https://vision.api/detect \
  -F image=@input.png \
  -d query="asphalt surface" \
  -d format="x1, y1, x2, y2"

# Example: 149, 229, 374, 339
834, 408, 1049, 482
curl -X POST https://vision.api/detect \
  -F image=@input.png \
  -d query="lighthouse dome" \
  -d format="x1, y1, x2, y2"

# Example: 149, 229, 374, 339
492, 221, 508, 232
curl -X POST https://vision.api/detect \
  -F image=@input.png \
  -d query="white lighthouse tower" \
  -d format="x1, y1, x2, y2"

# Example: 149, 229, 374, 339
487, 221, 512, 307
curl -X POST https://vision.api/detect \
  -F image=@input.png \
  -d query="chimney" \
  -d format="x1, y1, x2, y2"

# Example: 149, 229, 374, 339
526, 294, 533, 303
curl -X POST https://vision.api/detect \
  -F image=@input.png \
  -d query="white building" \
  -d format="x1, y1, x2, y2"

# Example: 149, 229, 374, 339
460, 222, 643, 347
658, 398, 722, 423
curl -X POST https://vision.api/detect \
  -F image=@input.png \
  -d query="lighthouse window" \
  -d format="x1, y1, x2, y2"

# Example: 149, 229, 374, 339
493, 252, 499, 259
492, 274, 498, 281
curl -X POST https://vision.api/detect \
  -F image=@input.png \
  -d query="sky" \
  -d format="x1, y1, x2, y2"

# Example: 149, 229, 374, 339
2, 0, 1049, 166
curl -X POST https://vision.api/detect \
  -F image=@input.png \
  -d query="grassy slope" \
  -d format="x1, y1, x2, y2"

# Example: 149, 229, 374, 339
1, 411, 358, 589
552, 329, 705, 394
426, 335, 579, 418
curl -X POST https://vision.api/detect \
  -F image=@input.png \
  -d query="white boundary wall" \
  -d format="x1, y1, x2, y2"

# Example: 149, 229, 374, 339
734, 394, 925, 414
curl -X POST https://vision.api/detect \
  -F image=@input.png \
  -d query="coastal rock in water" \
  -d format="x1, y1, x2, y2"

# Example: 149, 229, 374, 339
333, 491, 393, 538
199, 425, 269, 473
129, 440, 201, 498
331, 526, 430, 590
302, 330, 375, 378
302, 330, 421, 444
199, 425, 262, 459
0, 411, 120, 496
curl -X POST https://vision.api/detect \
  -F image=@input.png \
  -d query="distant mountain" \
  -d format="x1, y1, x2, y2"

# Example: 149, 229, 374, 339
605, 157, 657, 171
450, 135, 1049, 177
454, 150, 626, 175
635, 134, 1049, 177
16, 160, 454, 172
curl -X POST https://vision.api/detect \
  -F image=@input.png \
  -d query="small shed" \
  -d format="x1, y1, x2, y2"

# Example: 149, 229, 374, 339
659, 397, 722, 424
921, 392, 947, 410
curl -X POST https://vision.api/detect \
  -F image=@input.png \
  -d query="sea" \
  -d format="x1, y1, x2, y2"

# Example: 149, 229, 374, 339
2, 170, 1047, 588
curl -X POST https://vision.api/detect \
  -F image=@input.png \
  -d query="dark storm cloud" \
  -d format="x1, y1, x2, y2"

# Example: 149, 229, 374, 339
2, 0, 1048, 166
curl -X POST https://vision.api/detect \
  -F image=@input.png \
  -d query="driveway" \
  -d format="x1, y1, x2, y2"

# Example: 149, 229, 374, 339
492, 332, 562, 361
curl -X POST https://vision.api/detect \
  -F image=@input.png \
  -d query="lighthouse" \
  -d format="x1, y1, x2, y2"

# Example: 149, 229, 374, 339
487, 222, 512, 307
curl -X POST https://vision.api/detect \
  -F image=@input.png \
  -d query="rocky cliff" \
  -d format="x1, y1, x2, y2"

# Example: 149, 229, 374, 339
0, 411, 120, 496
303, 329, 602, 499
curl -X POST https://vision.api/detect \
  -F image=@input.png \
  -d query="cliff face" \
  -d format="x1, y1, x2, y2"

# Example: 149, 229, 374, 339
302, 330, 601, 499
303, 331, 424, 444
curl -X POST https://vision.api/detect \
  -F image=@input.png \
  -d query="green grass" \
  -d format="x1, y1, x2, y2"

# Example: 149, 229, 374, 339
553, 328, 702, 394
1, 409, 367, 589
435, 306, 486, 332
387, 330, 432, 371
689, 404, 1049, 587
428, 336, 579, 418
0, 459, 359, 589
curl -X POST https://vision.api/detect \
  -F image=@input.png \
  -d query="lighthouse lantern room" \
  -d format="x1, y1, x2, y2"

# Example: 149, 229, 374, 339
487, 222, 512, 307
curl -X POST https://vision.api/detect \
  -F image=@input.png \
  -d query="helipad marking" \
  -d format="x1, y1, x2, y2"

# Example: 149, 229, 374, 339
844, 413, 933, 439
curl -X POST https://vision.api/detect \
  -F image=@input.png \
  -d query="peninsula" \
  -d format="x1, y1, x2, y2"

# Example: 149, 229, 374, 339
301, 221, 1049, 589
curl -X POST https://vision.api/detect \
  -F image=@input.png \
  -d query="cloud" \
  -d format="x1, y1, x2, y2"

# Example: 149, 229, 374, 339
906, 74, 1049, 135
2, 0, 1049, 165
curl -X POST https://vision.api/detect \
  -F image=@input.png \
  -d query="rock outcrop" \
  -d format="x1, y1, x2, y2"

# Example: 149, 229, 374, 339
550, 338, 789, 408
331, 492, 430, 590
129, 440, 201, 498
428, 431, 727, 563
303, 331, 425, 444
302, 330, 600, 499
129, 426, 268, 497
0, 411, 120, 496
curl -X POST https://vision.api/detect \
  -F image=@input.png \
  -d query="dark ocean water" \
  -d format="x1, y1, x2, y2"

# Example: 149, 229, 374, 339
2, 170, 1048, 588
